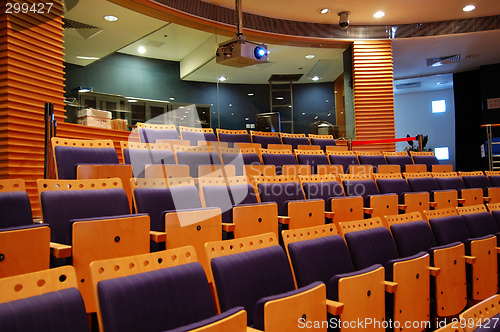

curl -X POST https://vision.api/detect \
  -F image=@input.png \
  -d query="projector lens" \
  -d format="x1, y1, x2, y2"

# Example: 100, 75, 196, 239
254, 46, 266, 60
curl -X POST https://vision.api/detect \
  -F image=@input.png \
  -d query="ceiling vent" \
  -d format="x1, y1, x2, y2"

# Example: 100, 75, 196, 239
426, 54, 461, 67
63, 18, 102, 39
395, 81, 421, 90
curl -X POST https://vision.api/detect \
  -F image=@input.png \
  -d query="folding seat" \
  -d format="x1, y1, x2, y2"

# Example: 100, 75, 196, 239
137, 122, 180, 143
457, 204, 500, 244
327, 150, 359, 173
220, 147, 261, 176
260, 148, 298, 175
485, 170, 500, 187
38, 178, 150, 313
299, 174, 363, 225
460, 171, 500, 203
51, 137, 134, 210
179, 125, 218, 146
280, 132, 310, 150
174, 145, 222, 177
355, 151, 388, 172
206, 233, 335, 331
341, 218, 431, 331
199, 176, 278, 238
410, 151, 453, 173
216, 128, 252, 147
144, 164, 190, 178
0, 266, 89, 332
374, 173, 430, 214
308, 133, 337, 151
120, 141, 175, 177
405, 172, 458, 209
428, 212, 497, 301
459, 294, 500, 332
0, 178, 34, 228
281, 225, 387, 331
295, 149, 330, 174
340, 173, 399, 219
250, 130, 282, 148
316, 164, 344, 175
383, 151, 425, 173
433, 172, 485, 206
387, 212, 468, 319
257, 175, 325, 230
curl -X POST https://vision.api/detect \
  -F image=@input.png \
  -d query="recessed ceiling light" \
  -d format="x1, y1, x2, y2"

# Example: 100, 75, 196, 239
218, 76, 227, 81
104, 15, 118, 22
248, 93, 254, 96
305, 54, 316, 59
76, 56, 100, 60
373, 11, 385, 18
276, 97, 284, 100
311, 76, 320, 81
138, 46, 146, 54
169, 97, 175, 100
319, 8, 330, 14
127, 99, 137, 103
463, 5, 475, 11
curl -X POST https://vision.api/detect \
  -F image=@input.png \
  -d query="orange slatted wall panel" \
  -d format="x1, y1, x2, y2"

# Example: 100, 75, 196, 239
1, 1, 65, 217
352, 40, 395, 152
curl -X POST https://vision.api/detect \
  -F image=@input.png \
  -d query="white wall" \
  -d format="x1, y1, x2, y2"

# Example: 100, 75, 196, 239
394, 88, 456, 169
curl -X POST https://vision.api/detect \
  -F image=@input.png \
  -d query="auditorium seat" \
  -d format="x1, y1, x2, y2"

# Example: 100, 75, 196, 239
327, 150, 359, 173
295, 149, 330, 174
179, 125, 218, 146
374, 173, 430, 214
38, 178, 150, 313
460, 171, 500, 203
174, 145, 221, 177
250, 130, 282, 149
280, 132, 310, 150
433, 172, 484, 206
382, 151, 415, 172
216, 128, 252, 147
206, 233, 333, 331
120, 141, 175, 177
459, 294, 500, 332
355, 151, 388, 173
260, 148, 298, 175
308, 134, 337, 151
410, 151, 453, 173
457, 205, 500, 244
90, 247, 247, 332
137, 122, 180, 143
0, 179, 34, 228
220, 147, 261, 176
0, 266, 89, 332
405, 172, 458, 209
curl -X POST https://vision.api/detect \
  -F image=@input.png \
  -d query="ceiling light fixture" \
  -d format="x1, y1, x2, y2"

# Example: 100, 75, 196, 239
305, 54, 316, 59
311, 76, 320, 81
373, 11, 385, 18
76, 56, 100, 60
104, 15, 118, 22
320, 8, 330, 14
463, 5, 475, 11
218, 76, 227, 81
138, 46, 146, 54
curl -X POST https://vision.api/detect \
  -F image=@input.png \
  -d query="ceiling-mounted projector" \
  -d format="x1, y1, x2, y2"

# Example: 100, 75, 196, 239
216, 36, 268, 68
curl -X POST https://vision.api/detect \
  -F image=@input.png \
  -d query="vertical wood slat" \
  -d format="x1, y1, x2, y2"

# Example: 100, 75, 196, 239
353, 40, 395, 152
0, 1, 65, 217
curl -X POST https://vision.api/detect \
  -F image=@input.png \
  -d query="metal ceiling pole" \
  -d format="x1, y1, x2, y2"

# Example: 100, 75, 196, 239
235, 0, 243, 36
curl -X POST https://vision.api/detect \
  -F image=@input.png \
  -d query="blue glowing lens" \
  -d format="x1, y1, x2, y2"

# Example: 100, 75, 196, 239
254, 46, 266, 60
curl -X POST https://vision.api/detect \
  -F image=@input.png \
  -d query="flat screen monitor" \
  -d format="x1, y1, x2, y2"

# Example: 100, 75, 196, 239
256, 112, 280, 132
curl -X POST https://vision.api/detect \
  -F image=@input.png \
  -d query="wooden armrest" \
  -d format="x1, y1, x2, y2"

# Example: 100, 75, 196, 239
429, 266, 441, 277
484, 197, 492, 202
398, 204, 407, 211
325, 211, 335, 219
384, 281, 398, 293
326, 299, 344, 315
150, 231, 166, 243
222, 223, 236, 232
50, 242, 72, 258
278, 216, 290, 224
496, 247, 500, 254
363, 207, 374, 214
429, 202, 437, 208
464, 255, 477, 264
457, 198, 465, 205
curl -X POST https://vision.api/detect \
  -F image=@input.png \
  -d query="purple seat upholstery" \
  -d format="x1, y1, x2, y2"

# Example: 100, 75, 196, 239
462, 175, 492, 196
181, 131, 217, 146
328, 155, 359, 173
123, 149, 176, 177
210, 246, 296, 327
203, 186, 234, 223
176, 151, 221, 177
492, 211, 500, 229
53, 146, 119, 179
469, 313, 500, 332
257, 182, 303, 215
489, 176, 500, 187
412, 155, 440, 172
0, 191, 33, 228
218, 133, 252, 148
342, 179, 380, 206
357, 155, 387, 167
296, 154, 330, 174
164, 307, 244, 332
281, 137, 310, 150
461, 212, 500, 243
376, 178, 412, 204
385, 155, 413, 172
390, 220, 438, 258
40, 188, 130, 244
261, 153, 297, 175
0, 287, 89, 332
301, 181, 344, 210
98, 262, 240, 332
435, 177, 466, 190
407, 177, 454, 201
134, 186, 201, 232
429, 215, 480, 250
221, 152, 261, 176
139, 128, 179, 143
251, 135, 281, 149
229, 183, 259, 205
310, 138, 336, 151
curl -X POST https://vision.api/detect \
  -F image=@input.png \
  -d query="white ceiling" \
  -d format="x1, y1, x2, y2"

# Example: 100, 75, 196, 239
63, 0, 500, 93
